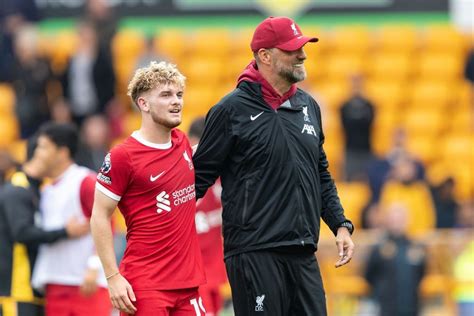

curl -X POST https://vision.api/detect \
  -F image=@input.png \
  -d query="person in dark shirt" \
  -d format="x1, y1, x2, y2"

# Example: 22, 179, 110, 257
340, 74, 375, 181
365, 203, 426, 316
431, 177, 458, 228
0, 136, 89, 316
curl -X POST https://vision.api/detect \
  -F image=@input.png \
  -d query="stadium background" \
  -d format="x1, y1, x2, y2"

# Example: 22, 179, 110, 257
0, 0, 473, 315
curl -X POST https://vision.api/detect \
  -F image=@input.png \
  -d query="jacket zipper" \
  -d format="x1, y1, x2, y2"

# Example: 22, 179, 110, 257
275, 109, 306, 245
242, 180, 249, 224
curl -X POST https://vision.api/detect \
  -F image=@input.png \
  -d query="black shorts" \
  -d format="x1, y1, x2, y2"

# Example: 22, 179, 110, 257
225, 248, 327, 316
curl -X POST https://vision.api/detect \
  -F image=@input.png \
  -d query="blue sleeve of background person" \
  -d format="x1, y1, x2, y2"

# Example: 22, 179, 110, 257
314, 101, 348, 235
193, 103, 235, 199
3, 185, 67, 245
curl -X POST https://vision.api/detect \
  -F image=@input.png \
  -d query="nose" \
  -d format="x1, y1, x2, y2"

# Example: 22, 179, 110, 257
171, 94, 182, 105
297, 48, 307, 60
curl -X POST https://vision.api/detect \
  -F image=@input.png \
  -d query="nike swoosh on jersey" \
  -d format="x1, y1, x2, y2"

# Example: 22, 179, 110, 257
250, 111, 264, 121
150, 171, 165, 182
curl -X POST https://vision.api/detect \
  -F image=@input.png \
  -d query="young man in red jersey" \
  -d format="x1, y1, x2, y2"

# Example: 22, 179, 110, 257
188, 117, 227, 316
91, 61, 206, 316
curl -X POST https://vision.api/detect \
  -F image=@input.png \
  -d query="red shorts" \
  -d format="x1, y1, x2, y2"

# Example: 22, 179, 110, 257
45, 284, 111, 316
199, 284, 223, 316
121, 287, 206, 316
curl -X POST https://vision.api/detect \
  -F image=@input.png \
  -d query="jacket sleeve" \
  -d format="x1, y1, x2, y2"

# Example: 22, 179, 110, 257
193, 103, 235, 199
315, 102, 349, 235
3, 186, 67, 245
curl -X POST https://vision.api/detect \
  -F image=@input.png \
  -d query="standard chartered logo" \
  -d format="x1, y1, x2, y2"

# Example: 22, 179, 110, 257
172, 184, 196, 206
156, 191, 171, 214
155, 184, 196, 214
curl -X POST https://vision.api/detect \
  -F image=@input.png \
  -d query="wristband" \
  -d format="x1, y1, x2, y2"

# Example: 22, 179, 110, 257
106, 271, 120, 280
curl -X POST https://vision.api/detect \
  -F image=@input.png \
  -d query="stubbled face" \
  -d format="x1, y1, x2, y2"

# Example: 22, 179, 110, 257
271, 47, 307, 83
143, 83, 184, 129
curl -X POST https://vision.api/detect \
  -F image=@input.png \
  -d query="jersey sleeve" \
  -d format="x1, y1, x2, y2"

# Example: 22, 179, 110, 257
80, 173, 97, 218
95, 146, 132, 201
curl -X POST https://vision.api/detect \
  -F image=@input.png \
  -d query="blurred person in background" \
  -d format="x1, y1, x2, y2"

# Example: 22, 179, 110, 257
453, 240, 474, 316
340, 74, 375, 182
456, 200, 474, 229
50, 98, 73, 124
365, 203, 426, 316
84, 0, 117, 59
430, 177, 459, 229
366, 128, 425, 202
189, 117, 227, 316
0, 135, 89, 316
31, 123, 110, 316
135, 35, 168, 70
378, 153, 435, 237
76, 114, 111, 171
11, 24, 53, 138
193, 16, 354, 316
61, 19, 116, 127
0, 0, 40, 82
0, 150, 17, 185
91, 62, 206, 315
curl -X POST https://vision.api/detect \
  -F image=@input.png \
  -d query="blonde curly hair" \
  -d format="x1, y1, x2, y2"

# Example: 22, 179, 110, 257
127, 61, 186, 107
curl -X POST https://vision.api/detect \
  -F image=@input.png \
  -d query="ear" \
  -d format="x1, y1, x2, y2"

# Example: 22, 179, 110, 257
257, 48, 272, 66
136, 96, 149, 112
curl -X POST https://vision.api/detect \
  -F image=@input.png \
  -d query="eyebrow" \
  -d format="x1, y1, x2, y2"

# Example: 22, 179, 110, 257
159, 90, 183, 95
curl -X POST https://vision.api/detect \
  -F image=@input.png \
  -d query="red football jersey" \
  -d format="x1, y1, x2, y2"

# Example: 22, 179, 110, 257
96, 130, 205, 290
195, 181, 227, 286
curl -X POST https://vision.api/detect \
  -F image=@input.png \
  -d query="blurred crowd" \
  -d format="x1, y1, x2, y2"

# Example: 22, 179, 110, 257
0, 0, 473, 315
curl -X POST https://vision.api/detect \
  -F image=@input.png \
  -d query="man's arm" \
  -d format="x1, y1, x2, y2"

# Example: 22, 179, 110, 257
315, 103, 355, 267
3, 186, 88, 244
193, 104, 235, 198
90, 188, 136, 314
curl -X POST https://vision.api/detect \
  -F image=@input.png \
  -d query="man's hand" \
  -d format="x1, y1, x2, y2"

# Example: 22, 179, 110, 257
335, 227, 355, 268
107, 273, 137, 314
80, 268, 98, 296
65, 217, 90, 238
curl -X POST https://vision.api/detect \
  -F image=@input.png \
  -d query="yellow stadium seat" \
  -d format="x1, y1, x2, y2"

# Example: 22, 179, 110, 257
48, 31, 78, 74
122, 112, 141, 137
422, 26, 467, 55
369, 53, 413, 81
405, 135, 437, 164
313, 80, 351, 110
402, 109, 444, 136
364, 80, 406, 107
379, 180, 436, 238
189, 29, 232, 60
428, 158, 473, 200
325, 54, 367, 81
0, 116, 19, 148
336, 182, 371, 228
7, 139, 26, 163
457, 81, 473, 108
417, 52, 464, 80
112, 30, 145, 61
450, 110, 472, 133
231, 28, 254, 56
183, 87, 217, 117
371, 124, 399, 157
409, 80, 453, 109
442, 134, 474, 163
375, 26, 418, 53
0, 84, 15, 115
181, 58, 225, 86
155, 29, 189, 63
223, 56, 253, 83
329, 26, 371, 55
